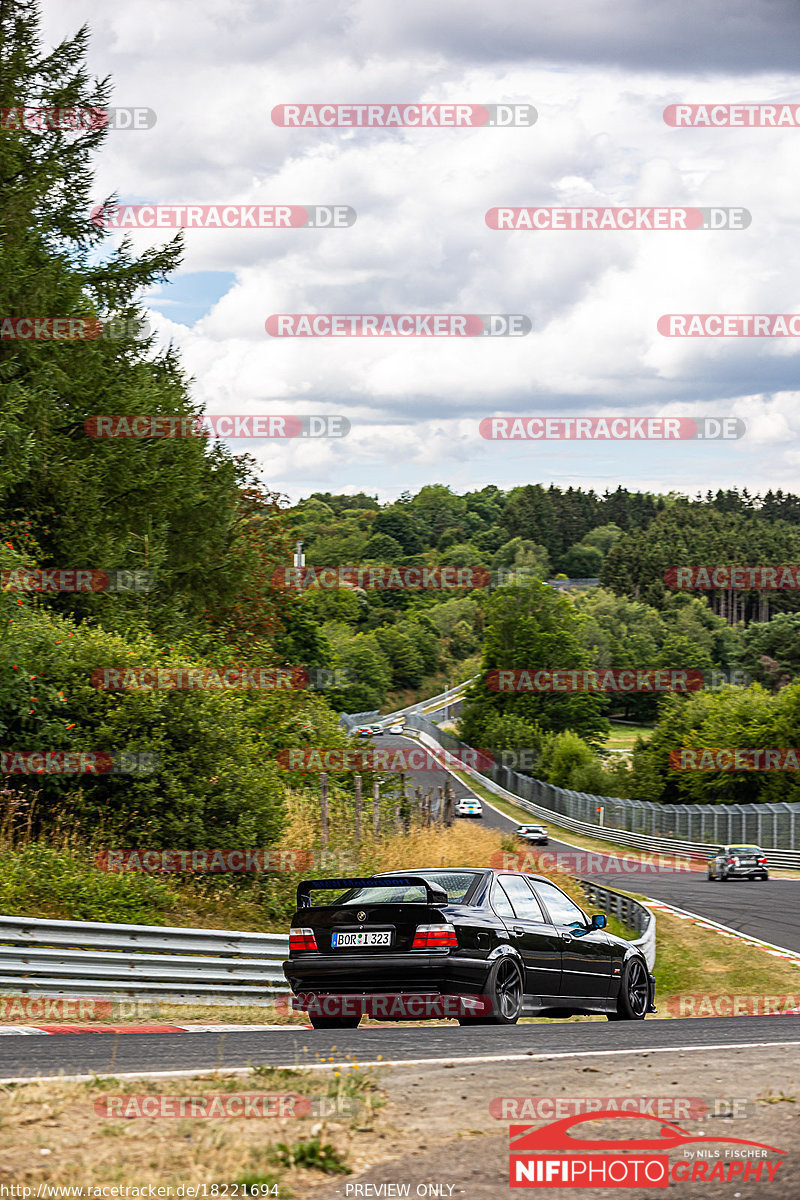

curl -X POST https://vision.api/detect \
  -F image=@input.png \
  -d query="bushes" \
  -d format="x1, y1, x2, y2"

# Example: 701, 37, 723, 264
0, 600, 362, 844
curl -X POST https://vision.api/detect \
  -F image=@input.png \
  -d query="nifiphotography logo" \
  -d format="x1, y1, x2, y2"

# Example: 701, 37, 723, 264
508, 1111, 785, 1187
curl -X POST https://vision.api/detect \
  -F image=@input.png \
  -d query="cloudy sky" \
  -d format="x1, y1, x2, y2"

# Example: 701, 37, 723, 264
43, 1, 800, 503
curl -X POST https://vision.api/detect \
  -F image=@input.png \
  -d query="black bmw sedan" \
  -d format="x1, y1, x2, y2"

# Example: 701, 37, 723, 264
283, 867, 656, 1029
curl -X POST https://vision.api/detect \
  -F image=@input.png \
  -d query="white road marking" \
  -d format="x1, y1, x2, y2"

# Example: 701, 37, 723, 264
0, 1027, 51, 1036
1, 1036, 799, 1084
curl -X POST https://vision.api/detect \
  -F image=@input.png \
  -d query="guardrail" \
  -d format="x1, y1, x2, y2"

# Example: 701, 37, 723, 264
406, 717, 800, 870
0, 915, 290, 1005
0, 891, 654, 1003
378, 679, 475, 724
0, 894, 654, 1005
579, 883, 656, 970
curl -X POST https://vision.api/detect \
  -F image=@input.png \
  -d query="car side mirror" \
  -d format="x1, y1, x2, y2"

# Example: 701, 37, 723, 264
590, 913, 607, 929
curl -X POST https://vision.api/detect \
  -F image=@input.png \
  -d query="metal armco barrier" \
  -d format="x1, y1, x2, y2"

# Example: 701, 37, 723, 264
0, 892, 654, 1004
405, 717, 800, 868
0, 886, 655, 1002
580, 883, 656, 970
0, 915, 290, 1005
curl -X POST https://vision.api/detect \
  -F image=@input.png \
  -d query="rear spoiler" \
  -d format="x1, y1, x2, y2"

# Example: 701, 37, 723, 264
297, 875, 448, 909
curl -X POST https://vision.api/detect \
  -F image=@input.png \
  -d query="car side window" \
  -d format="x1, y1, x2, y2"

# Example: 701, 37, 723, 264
491, 881, 515, 918
499, 875, 548, 922
530, 880, 588, 927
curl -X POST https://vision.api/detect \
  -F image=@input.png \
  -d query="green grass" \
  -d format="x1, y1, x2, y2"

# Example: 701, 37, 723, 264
0, 842, 301, 929
272, 1139, 351, 1175
602, 723, 654, 751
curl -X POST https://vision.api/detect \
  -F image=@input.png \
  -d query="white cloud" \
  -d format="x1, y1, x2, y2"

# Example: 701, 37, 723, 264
42, 2, 800, 498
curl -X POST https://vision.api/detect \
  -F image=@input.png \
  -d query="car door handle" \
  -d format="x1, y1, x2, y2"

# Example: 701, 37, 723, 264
561, 933, 573, 943
512, 927, 525, 936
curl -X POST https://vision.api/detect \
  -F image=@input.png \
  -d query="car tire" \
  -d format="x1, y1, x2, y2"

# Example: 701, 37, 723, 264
459, 957, 524, 1026
308, 1013, 361, 1030
607, 957, 649, 1021
707, 871, 714, 881
720, 870, 729, 882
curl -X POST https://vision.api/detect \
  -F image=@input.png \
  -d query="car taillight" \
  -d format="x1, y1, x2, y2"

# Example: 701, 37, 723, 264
728, 857, 739, 865
289, 927, 318, 952
758, 857, 767, 864
411, 923, 457, 949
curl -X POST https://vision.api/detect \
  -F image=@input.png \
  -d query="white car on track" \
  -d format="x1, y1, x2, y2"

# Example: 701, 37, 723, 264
455, 798, 483, 818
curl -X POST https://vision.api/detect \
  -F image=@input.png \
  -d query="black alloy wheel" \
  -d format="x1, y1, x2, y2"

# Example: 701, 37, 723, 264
608, 957, 649, 1021
459, 956, 524, 1026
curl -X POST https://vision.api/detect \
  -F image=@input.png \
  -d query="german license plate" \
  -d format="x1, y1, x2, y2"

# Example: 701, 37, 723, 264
332, 930, 392, 948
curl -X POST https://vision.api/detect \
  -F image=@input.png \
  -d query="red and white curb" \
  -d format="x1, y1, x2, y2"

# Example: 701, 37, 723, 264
0, 1023, 306, 1035
643, 897, 800, 966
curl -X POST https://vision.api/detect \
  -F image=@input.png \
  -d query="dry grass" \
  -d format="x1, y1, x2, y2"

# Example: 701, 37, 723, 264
652, 905, 800, 1008
0, 1064, 386, 1193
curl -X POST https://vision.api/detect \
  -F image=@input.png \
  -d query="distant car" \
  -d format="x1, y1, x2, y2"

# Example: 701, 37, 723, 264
454, 798, 482, 819
516, 824, 549, 845
370, 724, 385, 737
355, 726, 373, 738
707, 845, 768, 881
388, 723, 405, 735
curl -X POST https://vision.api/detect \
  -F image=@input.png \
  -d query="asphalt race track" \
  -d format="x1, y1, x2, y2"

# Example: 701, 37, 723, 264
2, 729, 794, 1083
383, 733, 800, 954
476, 786, 800, 953
2, 1016, 800, 1080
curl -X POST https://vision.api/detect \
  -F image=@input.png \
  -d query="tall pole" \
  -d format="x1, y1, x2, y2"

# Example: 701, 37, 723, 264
320, 772, 329, 848
354, 773, 362, 844
373, 779, 380, 838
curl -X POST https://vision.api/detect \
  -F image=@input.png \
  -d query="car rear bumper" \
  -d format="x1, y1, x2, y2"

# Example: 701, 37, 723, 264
726, 866, 768, 877
283, 951, 488, 994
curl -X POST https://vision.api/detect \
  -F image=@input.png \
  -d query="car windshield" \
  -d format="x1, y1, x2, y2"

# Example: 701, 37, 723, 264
729, 846, 760, 855
336, 871, 479, 905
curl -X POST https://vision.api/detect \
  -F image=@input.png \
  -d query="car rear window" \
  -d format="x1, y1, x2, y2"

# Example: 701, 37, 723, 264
338, 871, 478, 904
